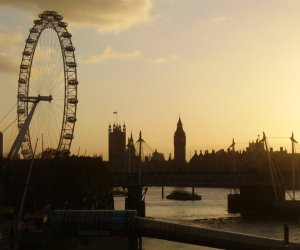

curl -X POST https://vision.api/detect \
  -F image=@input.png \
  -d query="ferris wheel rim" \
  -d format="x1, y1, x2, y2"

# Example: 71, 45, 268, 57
17, 10, 78, 159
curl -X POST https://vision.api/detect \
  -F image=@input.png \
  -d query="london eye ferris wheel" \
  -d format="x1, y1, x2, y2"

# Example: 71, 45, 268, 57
9, 10, 78, 159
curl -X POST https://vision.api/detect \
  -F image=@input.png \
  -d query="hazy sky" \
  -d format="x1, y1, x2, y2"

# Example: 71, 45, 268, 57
1, 0, 300, 159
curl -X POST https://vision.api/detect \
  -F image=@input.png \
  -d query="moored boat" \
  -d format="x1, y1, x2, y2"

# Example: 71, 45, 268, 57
166, 190, 201, 201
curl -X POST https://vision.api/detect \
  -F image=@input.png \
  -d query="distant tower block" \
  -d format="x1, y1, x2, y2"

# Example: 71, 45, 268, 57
0, 132, 3, 160
108, 123, 126, 165
174, 117, 186, 165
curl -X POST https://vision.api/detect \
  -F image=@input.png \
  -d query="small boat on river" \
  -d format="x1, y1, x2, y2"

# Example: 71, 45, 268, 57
166, 190, 201, 201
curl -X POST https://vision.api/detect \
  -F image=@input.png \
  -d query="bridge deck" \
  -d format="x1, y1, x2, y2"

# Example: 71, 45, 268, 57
112, 172, 272, 187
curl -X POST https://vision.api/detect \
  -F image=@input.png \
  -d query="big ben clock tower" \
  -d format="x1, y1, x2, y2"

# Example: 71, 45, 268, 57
174, 116, 186, 165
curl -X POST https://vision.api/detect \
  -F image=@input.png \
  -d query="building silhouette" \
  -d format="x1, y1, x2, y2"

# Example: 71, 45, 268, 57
108, 123, 126, 169
174, 117, 186, 165
151, 149, 165, 162
125, 132, 136, 172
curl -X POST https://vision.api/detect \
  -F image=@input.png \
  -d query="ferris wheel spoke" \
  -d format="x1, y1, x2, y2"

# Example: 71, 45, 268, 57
31, 104, 60, 152
50, 108, 62, 137
39, 114, 52, 149
37, 35, 47, 93
50, 68, 64, 91
38, 41, 50, 93
43, 117, 56, 150
48, 102, 63, 133
51, 84, 64, 97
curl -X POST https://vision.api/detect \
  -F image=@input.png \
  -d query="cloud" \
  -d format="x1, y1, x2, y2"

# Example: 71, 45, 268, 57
81, 46, 178, 65
0, 0, 153, 33
278, 0, 300, 5
0, 31, 22, 49
81, 46, 143, 64
152, 55, 178, 64
198, 16, 227, 27
0, 28, 22, 75
211, 17, 227, 24
0, 53, 18, 75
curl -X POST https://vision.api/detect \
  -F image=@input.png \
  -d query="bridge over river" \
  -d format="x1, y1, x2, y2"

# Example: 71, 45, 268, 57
111, 169, 294, 218
112, 171, 273, 187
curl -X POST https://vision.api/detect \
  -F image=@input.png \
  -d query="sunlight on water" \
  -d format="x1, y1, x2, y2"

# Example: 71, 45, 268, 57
115, 187, 300, 249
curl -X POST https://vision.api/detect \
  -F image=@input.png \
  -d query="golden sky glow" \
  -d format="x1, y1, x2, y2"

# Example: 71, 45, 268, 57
1, 0, 300, 159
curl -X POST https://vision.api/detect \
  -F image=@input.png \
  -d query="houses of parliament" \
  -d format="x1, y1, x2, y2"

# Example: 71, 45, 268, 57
108, 117, 186, 170
108, 117, 296, 174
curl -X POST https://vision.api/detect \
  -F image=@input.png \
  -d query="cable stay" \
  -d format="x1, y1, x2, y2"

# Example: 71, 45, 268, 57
260, 132, 300, 202
0, 102, 17, 128
228, 138, 236, 152
260, 132, 285, 201
2, 117, 18, 134
135, 131, 154, 162
134, 131, 151, 194
0, 102, 18, 144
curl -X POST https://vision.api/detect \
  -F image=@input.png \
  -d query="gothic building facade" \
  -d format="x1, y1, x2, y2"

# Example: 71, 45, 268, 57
108, 123, 126, 167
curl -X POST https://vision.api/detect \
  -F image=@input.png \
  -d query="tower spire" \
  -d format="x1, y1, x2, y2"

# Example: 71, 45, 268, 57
174, 116, 186, 165
130, 131, 133, 141
177, 115, 182, 126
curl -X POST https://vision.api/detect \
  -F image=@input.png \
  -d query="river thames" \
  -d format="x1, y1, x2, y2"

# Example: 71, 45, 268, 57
115, 187, 300, 249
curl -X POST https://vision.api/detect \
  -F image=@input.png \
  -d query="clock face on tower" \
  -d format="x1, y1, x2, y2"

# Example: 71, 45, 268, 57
175, 136, 185, 145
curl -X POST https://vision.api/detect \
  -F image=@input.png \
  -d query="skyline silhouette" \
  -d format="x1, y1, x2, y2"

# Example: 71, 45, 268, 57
1, 1, 300, 160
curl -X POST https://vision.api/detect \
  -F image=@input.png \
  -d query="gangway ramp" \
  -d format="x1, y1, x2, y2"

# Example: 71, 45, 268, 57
138, 217, 299, 250
49, 210, 300, 250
